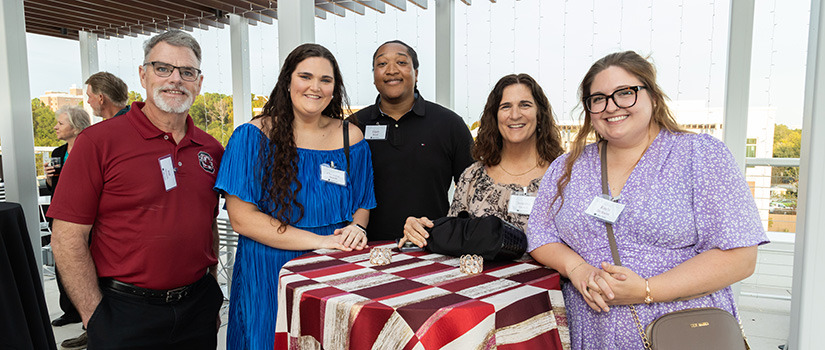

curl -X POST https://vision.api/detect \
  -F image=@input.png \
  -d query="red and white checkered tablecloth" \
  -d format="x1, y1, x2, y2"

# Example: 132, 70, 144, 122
275, 242, 570, 350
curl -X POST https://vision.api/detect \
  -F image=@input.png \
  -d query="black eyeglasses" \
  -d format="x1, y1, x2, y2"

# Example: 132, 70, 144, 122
584, 86, 646, 114
144, 61, 202, 82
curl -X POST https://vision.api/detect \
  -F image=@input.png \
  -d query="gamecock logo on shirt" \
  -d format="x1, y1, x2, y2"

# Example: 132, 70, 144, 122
198, 151, 215, 174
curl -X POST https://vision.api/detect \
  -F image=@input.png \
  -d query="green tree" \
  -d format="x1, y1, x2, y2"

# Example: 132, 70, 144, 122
128, 91, 144, 104
771, 124, 802, 202
32, 98, 59, 147
190, 92, 234, 146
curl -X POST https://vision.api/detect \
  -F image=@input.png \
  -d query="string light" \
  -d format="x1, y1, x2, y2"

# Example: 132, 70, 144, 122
649, 0, 654, 52
538, 0, 543, 78
590, 0, 595, 61
488, 2, 492, 90
676, 0, 685, 100
618, 0, 624, 48
511, 0, 516, 70
766, 0, 778, 108
464, 4, 470, 121
706, 0, 717, 118
562, 0, 569, 119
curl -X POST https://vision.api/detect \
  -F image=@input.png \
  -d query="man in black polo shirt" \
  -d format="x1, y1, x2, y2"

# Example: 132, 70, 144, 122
352, 40, 474, 241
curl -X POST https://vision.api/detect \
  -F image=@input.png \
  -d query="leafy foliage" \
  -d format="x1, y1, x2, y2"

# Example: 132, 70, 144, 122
32, 98, 59, 147
771, 124, 802, 202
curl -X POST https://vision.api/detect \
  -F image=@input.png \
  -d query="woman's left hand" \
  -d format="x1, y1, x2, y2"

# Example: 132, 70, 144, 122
590, 262, 646, 305
333, 224, 368, 250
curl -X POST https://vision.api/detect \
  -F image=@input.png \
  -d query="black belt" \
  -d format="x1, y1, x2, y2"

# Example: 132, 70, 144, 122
99, 274, 208, 303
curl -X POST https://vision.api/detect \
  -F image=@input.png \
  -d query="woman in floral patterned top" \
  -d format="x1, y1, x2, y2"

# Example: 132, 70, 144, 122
399, 73, 563, 247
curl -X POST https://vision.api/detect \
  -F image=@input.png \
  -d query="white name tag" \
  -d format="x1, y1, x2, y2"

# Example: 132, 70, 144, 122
508, 193, 537, 215
365, 125, 387, 140
320, 163, 346, 186
158, 155, 177, 191
584, 196, 625, 223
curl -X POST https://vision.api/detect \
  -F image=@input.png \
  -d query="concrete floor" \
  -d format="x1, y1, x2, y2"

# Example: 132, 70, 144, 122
43, 269, 789, 350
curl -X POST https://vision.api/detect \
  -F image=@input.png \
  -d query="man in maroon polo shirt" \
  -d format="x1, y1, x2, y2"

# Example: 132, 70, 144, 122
49, 30, 224, 348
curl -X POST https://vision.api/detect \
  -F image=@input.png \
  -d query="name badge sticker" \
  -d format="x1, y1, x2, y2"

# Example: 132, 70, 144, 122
158, 155, 177, 191
584, 196, 625, 223
365, 125, 387, 140
320, 162, 347, 186
508, 192, 537, 215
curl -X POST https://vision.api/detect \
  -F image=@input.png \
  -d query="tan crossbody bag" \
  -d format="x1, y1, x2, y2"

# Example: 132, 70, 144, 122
598, 141, 750, 350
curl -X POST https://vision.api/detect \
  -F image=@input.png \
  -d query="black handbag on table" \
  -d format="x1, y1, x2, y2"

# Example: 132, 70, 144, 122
423, 211, 527, 261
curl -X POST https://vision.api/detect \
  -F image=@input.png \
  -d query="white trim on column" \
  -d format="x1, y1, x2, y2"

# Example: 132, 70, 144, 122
435, 0, 455, 111
0, 0, 43, 274
277, 0, 315, 68
230, 14, 252, 128
787, 0, 825, 348
80, 31, 100, 123
722, 0, 755, 172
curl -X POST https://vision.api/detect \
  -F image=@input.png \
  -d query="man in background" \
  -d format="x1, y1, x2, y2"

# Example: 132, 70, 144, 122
85, 71, 130, 120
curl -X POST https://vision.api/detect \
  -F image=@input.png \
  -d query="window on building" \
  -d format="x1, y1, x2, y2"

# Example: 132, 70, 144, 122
746, 138, 757, 158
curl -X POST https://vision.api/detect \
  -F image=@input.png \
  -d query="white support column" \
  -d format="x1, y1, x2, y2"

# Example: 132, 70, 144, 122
0, 0, 43, 271
722, 0, 755, 172
79, 31, 100, 123
435, 0, 455, 111
787, 0, 825, 348
230, 14, 252, 128
277, 0, 315, 68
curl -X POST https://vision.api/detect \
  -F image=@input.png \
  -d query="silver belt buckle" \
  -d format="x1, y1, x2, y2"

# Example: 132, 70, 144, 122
165, 286, 187, 303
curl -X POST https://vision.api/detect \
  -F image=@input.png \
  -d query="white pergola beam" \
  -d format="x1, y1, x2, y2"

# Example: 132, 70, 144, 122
354, 0, 386, 13
278, 0, 315, 68
381, 0, 406, 11
435, 0, 455, 110
722, 0, 755, 172
316, 3, 346, 17
330, 0, 366, 15
787, 0, 825, 348
79, 31, 100, 123
0, 0, 43, 272
230, 14, 252, 128
408, 0, 427, 10
315, 8, 327, 19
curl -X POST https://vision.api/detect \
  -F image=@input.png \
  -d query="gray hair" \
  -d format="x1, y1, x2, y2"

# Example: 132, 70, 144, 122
143, 30, 202, 65
55, 106, 91, 132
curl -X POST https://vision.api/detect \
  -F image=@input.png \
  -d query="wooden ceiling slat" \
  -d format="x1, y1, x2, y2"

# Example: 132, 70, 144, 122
26, 15, 122, 37
30, 0, 172, 30
26, 25, 80, 40
25, 1, 166, 35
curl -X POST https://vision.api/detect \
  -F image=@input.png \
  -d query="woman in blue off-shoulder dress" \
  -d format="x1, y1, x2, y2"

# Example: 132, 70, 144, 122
214, 43, 376, 350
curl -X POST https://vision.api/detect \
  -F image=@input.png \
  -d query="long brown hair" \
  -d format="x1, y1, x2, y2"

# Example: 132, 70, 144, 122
254, 43, 350, 232
473, 73, 563, 167
553, 51, 688, 209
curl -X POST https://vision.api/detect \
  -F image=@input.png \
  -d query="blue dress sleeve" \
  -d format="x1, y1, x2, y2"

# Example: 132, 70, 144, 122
348, 139, 377, 213
214, 124, 263, 206
690, 134, 769, 252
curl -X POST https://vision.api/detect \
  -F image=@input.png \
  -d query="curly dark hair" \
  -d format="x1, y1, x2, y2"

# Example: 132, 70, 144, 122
254, 43, 351, 232
473, 73, 563, 167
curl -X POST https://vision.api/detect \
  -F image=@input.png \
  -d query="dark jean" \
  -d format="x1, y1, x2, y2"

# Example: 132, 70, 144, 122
87, 274, 223, 350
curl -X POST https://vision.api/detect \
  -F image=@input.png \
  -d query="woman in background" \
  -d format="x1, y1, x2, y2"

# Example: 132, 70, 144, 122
45, 106, 91, 329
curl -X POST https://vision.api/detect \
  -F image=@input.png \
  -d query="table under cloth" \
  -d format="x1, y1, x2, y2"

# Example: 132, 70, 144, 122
275, 242, 569, 350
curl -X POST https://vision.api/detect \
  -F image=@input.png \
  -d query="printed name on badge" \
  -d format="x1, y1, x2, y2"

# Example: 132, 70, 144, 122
320, 163, 347, 186
584, 196, 625, 223
158, 155, 177, 191
508, 193, 537, 215
365, 125, 387, 140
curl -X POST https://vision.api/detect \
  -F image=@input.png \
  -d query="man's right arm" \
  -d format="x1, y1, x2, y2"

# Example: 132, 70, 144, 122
52, 219, 101, 327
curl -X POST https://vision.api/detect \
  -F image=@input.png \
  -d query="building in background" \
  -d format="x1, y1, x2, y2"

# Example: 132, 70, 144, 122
38, 84, 83, 111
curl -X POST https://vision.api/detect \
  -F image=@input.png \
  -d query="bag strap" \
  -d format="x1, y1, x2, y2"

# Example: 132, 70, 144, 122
343, 120, 350, 174
599, 140, 749, 350
599, 141, 623, 267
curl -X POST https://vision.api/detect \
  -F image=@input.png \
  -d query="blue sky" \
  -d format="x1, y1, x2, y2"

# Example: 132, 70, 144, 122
26, 0, 808, 128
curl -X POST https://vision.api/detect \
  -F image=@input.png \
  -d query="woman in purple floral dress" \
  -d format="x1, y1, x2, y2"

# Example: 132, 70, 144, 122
527, 51, 768, 349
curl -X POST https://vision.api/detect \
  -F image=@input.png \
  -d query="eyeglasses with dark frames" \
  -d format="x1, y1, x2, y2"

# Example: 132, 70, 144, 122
584, 86, 646, 114
143, 61, 202, 82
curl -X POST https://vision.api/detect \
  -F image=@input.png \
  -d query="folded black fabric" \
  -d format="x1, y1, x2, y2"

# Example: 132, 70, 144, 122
424, 211, 527, 261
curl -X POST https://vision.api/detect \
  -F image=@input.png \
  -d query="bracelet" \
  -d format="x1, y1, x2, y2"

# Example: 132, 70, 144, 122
644, 278, 653, 305
352, 223, 367, 234
569, 261, 587, 276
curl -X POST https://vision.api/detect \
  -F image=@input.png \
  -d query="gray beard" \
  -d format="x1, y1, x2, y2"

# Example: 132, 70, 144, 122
153, 86, 193, 114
